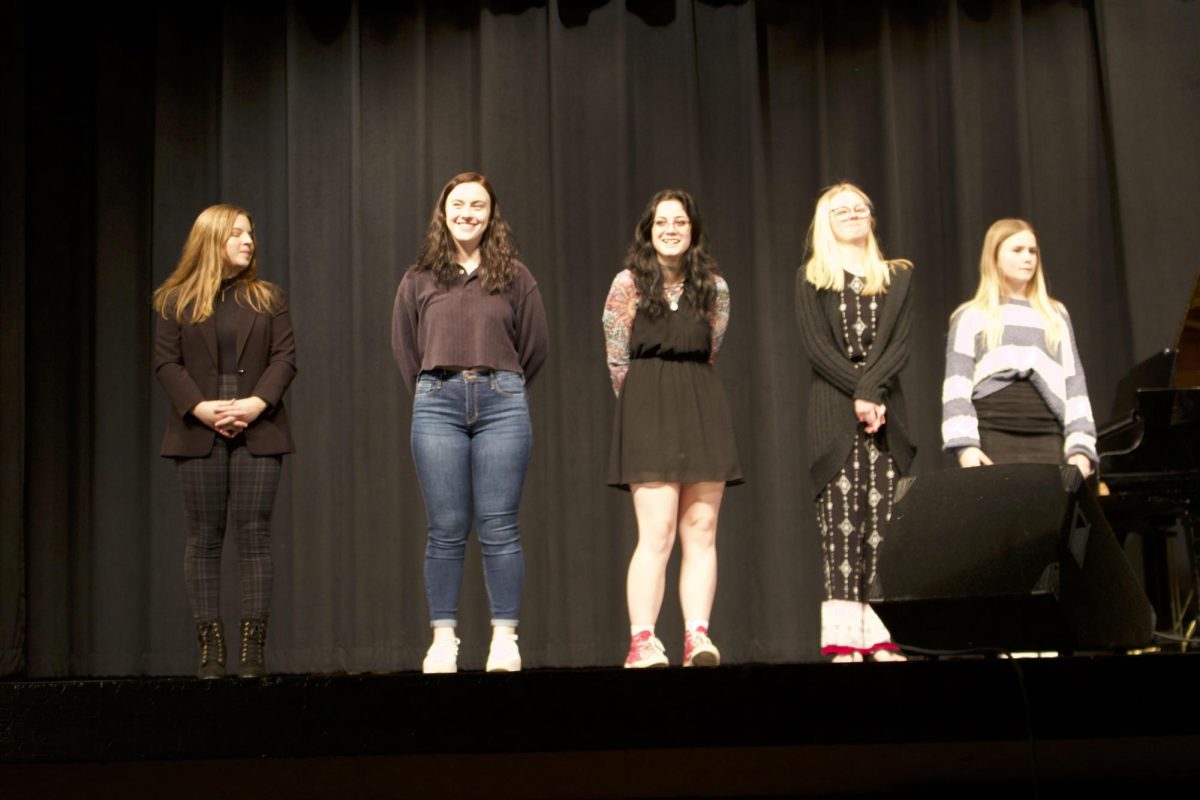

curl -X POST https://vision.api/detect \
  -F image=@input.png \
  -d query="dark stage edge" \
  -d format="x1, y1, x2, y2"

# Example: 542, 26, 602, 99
3, 655, 1198, 799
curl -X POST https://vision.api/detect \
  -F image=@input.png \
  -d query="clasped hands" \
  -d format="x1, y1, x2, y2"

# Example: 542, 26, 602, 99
853, 398, 887, 434
192, 397, 268, 438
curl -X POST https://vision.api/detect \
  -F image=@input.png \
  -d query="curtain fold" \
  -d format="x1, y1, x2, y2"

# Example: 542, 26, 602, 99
0, 0, 28, 677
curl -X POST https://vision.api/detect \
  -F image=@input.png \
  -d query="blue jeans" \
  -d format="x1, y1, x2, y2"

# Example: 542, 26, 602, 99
411, 369, 532, 627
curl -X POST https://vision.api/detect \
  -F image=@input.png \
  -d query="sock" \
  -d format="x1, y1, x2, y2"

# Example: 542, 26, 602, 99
631, 625, 655, 637
685, 619, 709, 633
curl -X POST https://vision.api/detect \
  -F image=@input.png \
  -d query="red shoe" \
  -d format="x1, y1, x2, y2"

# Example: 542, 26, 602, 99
624, 630, 669, 668
683, 627, 720, 667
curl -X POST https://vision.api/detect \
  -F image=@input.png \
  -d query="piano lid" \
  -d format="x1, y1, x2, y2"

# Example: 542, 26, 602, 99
1099, 265, 1200, 472
1106, 265, 1200, 427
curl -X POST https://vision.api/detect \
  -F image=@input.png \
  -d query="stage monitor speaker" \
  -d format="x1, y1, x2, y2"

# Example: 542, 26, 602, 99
868, 463, 1155, 653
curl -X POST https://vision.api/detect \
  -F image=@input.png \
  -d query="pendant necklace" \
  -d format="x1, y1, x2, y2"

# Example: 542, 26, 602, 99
664, 281, 685, 311
838, 270, 877, 358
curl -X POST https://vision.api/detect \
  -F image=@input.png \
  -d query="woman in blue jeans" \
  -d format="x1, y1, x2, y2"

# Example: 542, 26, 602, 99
392, 172, 549, 673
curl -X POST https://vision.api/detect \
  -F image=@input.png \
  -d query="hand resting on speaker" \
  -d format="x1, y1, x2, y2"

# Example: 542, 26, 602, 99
957, 446, 993, 468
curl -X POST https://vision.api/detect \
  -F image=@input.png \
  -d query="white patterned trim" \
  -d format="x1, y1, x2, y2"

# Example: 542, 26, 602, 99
821, 599, 893, 651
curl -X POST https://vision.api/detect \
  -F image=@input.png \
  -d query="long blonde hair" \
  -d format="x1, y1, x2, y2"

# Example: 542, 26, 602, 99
153, 204, 280, 323
954, 218, 1066, 353
802, 182, 912, 295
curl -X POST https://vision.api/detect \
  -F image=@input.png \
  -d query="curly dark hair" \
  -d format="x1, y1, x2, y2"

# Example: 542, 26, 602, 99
625, 188, 720, 319
412, 172, 519, 293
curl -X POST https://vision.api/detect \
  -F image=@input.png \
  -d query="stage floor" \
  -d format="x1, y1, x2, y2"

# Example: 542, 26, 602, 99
3, 653, 1198, 798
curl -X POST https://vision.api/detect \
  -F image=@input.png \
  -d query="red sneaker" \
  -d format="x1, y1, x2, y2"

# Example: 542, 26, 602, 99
683, 627, 720, 667
624, 630, 669, 668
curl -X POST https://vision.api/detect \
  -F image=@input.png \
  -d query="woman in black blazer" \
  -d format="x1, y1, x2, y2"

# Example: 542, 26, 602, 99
153, 204, 296, 679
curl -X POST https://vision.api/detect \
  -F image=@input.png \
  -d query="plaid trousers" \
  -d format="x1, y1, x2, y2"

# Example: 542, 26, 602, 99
175, 375, 282, 622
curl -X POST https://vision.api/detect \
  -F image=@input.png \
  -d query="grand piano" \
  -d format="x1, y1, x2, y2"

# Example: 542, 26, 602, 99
1097, 272, 1200, 639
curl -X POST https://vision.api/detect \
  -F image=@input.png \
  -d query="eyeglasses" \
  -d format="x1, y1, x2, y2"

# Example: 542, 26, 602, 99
829, 204, 872, 222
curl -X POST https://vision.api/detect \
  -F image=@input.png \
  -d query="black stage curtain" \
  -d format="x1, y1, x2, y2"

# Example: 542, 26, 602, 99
2, 0, 1197, 676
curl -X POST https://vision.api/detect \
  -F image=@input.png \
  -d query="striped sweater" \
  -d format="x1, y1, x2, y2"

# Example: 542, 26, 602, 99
941, 300, 1097, 463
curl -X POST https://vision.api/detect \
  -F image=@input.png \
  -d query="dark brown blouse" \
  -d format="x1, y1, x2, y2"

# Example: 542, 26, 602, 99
390, 260, 549, 395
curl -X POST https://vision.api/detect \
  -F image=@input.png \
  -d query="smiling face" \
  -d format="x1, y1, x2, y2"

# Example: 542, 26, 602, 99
651, 199, 692, 267
223, 214, 254, 276
996, 229, 1039, 297
444, 181, 491, 254
827, 189, 872, 246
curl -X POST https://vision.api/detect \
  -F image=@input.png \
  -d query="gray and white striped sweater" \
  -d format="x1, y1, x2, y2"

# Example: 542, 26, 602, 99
941, 299, 1097, 462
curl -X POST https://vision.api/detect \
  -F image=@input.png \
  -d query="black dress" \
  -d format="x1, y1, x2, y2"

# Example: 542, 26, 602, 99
608, 294, 743, 489
813, 274, 899, 654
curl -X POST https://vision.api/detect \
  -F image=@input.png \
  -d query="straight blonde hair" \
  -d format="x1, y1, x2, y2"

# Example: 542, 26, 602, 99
802, 182, 911, 295
153, 204, 279, 323
953, 218, 1066, 354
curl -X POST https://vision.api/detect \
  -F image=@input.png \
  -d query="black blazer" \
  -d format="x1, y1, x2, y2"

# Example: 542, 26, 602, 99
154, 295, 297, 457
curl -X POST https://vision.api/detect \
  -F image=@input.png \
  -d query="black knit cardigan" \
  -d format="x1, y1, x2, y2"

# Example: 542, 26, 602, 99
794, 265, 916, 499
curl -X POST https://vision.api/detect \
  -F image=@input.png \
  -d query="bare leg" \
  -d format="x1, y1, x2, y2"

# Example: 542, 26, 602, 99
677, 481, 724, 622
626, 482, 681, 626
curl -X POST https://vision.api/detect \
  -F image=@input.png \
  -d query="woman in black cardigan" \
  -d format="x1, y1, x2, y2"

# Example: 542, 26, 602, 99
153, 204, 296, 679
795, 183, 914, 662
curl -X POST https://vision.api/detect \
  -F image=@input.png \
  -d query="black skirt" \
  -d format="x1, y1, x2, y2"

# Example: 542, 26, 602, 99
607, 295, 742, 490
978, 428, 1064, 465
976, 380, 1063, 464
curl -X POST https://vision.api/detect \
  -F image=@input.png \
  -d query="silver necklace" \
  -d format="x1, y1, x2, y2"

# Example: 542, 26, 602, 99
838, 275, 877, 358
664, 281, 685, 311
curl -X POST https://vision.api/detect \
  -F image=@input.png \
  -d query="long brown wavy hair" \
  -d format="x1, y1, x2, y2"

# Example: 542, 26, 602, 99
411, 172, 519, 293
152, 204, 280, 322
625, 188, 720, 319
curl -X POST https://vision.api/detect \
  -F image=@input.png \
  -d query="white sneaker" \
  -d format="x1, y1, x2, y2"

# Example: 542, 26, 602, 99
486, 632, 521, 672
422, 637, 460, 674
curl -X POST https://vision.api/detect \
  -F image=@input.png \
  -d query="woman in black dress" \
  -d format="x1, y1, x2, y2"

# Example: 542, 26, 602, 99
604, 189, 742, 668
795, 183, 914, 662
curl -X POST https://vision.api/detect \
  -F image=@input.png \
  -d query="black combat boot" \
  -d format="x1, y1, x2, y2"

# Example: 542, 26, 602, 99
196, 620, 226, 679
238, 618, 268, 678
